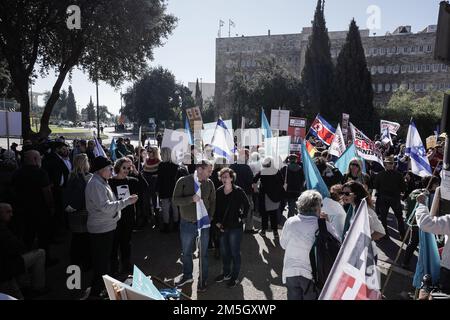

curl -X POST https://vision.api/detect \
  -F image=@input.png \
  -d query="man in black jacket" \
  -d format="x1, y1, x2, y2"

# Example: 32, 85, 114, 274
42, 142, 72, 236
280, 155, 305, 218
0, 203, 46, 299
374, 155, 407, 240
230, 149, 257, 234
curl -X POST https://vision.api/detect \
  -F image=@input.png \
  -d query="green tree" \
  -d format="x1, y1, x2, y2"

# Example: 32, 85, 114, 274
0, 0, 176, 139
44, 89, 67, 119
334, 19, 375, 135
99, 105, 113, 122
66, 85, 77, 122
122, 67, 189, 126
0, 58, 10, 96
228, 71, 252, 127
379, 88, 449, 137
202, 97, 216, 123
195, 78, 203, 108
85, 96, 96, 122
301, 0, 335, 121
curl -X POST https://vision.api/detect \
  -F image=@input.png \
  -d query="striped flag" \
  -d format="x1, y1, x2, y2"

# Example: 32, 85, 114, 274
308, 115, 336, 146
306, 140, 318, 158
93, 134, 107, 158
194, 170, 211, 234
261, 109, 272, 139
319, 199, 382, 300
211, 118, 234, 162
405, 120, 432, 177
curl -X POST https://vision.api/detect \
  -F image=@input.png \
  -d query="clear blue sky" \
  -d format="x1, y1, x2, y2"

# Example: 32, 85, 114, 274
33, 0, 443, 115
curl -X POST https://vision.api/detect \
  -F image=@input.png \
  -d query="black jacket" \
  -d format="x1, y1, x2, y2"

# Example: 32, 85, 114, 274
254, 170, 285, 203
0, 223, 25, 281
215, 185, 250, 230
42, 152, 71, 188
280, 163, 305, 198
229, 163, 254, 194
156, 162, 180, 199
63, 173, 89, 210
374, 169, 406, 198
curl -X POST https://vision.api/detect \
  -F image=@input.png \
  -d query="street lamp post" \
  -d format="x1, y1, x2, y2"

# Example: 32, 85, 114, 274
96, 79, 100, 139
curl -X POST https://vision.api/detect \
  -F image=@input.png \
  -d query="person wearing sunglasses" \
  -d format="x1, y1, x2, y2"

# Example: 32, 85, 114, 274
108, 157, 140, 276
342, 158, 371, 190
341, 181, 385, 241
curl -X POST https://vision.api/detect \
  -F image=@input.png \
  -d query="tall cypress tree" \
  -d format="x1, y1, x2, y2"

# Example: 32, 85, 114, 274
195, 78, 203, 108
301, 0, 335, 121
334, 19, 374, 135
86, 96, 96, 122
66, 85, 77, 122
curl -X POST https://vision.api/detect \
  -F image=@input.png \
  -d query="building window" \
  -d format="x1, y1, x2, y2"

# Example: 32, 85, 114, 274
372, 84, 376, 91
386, 65, 392, 74
411, 46, 417, 53
377, 84, 383, 93
419, 45, 424, 53
433, 64, 440, 72
401, 65, 407, 73
373, 48, 378, 55
403, 47, 409, 54
378, 66, 385, 74
425, 64, 431, 72
393, 65, 400, 74
371, 66, 377, 75
415, 83, 421, 91
409, 64, 414, 73
385, 83, 391, 92
427, 45, 433, 52
392, 83, 399, 91
442, 64, 449, 72
416, 64, 422, 73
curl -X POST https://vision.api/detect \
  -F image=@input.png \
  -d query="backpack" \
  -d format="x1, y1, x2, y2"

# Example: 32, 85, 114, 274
309, 218, 342, 291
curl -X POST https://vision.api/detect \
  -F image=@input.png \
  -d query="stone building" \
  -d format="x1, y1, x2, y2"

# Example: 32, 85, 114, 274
215, 25, 450, 117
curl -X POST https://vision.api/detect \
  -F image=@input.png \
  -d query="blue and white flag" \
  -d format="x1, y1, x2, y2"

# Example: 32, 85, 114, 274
261, 109, 272, 139
405, 120, 432, 177
109, 138, 117, 162
185, 116, 193, 145
211, 118, 234, 161
194, 170, 211, 233
93, 134, 107, 158
132, 265, 165, 300
381, 127, 392, 146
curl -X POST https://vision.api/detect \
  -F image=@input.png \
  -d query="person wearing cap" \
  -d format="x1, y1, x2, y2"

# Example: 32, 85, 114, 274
373, 155, 407, 240
85, 156, 138, 298
280, 154, 305, 218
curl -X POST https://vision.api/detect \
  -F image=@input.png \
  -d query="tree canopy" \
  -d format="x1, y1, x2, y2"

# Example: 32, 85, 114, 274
0, 0, 177, 138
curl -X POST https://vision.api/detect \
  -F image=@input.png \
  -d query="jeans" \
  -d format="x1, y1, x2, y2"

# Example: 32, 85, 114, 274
90, 230, 115, 295
160, 198, 179, 224
376, 195, 405, 237
20, 249, 46, 290
286, 276, 318, 300
180, 218, 209, 283
220, 228, 243, 279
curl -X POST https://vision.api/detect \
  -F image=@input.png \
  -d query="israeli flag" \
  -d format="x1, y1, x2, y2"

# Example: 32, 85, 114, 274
194, 170, 211, 233
93, 134, 107, 158
211, 118, 234, 162
405, 120, 432, 177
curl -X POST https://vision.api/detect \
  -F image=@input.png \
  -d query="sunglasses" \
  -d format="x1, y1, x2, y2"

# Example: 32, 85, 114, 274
350, 163, 359, 167
342, 192, 353, 196
122, 166, 131, 170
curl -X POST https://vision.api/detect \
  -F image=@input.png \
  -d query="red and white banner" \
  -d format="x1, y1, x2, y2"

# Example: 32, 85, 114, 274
380, 120, 400, 136
350, 123, 384, 166
319, 199, 382, 300
329, 124, 346, 158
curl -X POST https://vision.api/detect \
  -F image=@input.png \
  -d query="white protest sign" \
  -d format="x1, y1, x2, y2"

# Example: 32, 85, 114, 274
440, 170, 450, 201
0, 111, 22, 136
161, 129, 190, 163
380, 120, 400, 135
116, 185, 130, 200
235, 128, 262, 148
270, 110, 290, 131
265, 136, 291, 170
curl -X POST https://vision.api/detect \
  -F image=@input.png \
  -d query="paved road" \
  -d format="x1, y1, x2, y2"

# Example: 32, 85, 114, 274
38, 209, 415, 300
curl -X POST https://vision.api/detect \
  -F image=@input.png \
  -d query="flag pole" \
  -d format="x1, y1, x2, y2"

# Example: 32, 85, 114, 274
138, 125, 142, 172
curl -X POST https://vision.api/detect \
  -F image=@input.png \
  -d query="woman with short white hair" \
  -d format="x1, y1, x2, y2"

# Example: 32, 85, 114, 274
280, 190, 339, 300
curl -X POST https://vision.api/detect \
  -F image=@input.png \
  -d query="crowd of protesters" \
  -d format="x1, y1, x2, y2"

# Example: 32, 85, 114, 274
0, 129, 450, 300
